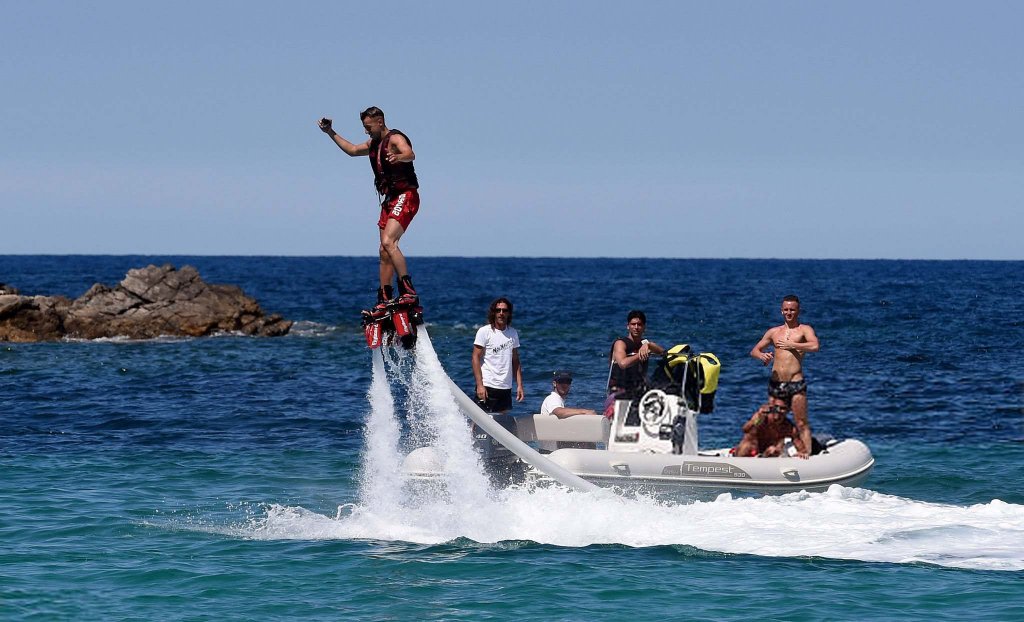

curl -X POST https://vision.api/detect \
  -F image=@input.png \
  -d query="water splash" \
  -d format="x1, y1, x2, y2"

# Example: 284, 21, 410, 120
357, 328, 493, 530
381, 340, 435, 450
358, 349, 404, 513
411, 329, 491, 504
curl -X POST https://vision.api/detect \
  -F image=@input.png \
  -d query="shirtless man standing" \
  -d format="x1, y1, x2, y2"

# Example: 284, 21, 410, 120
750, 295, 819, 458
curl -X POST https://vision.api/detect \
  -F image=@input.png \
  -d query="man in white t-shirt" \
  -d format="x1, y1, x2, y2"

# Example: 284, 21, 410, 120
540, 370, 599, 419
472, 297, 524, 413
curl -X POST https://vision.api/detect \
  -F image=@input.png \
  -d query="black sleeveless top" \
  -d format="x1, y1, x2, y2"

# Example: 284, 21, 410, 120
369, 129, 419, 196
608, 336, 648, 396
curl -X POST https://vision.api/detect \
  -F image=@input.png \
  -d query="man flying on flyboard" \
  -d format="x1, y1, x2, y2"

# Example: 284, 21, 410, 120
318, 106, 423, 349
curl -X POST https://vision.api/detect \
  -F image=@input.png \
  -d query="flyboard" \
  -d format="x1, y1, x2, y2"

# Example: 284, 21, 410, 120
361, 299, 424, 350
367, 317, 600, 494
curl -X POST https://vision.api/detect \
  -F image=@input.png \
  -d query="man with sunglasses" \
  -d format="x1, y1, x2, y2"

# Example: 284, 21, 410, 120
733, 396, 808, 458
472, 298, 524, 413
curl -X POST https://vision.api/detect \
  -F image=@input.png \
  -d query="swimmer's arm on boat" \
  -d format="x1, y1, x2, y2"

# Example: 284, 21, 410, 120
792, 434, 811, 457
550, 406, 599, 419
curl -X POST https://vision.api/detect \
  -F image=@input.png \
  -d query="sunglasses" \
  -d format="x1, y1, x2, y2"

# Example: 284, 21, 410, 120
495, 308, 511, 314
555, 379, 572, 385
768, 405, 788, 414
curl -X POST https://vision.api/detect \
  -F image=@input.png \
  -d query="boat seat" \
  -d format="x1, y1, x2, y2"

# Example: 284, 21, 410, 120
515, 414, 611, 444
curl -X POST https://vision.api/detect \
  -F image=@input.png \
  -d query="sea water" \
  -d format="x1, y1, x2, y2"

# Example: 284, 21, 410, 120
2, 256, 1022, 620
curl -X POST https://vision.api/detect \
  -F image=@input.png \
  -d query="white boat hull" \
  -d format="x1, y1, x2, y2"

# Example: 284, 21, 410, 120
538, 438, 874, 493
401, 388, 875, 496
403, 438, 873, 494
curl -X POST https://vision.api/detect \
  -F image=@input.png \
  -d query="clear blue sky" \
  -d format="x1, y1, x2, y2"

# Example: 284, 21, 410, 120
3, 1, 1021, 259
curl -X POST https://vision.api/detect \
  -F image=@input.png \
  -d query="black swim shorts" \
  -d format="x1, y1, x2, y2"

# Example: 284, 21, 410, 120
768, 378, 808, 400
480, 387, 513, 413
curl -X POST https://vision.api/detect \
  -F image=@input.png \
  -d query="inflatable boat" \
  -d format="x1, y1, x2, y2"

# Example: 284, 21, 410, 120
404, 391, 873, 494
402, 347, 874, 494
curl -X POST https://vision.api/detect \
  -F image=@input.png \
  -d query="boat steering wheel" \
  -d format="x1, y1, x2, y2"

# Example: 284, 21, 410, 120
639, 390, 668, 429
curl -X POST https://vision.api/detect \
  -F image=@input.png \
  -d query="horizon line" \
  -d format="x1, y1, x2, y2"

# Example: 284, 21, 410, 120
1, 253, 1021, 262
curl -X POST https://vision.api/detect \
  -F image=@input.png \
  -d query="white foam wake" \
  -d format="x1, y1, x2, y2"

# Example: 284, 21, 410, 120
237, 484, 1024, 572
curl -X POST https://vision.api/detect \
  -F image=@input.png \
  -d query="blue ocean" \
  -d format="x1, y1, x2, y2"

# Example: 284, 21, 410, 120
2, 256, 1022, 620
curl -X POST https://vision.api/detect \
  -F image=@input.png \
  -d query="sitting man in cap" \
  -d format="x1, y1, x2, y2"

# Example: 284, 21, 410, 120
540, 370, 600, 451
541, 371, 598, 419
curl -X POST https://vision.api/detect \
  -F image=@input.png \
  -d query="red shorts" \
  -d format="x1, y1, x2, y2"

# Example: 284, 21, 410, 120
377, 190, 420, 230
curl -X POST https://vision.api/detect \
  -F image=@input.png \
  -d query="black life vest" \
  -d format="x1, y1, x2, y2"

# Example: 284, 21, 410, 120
369, 129, 419, 196
608, 336, 648, 397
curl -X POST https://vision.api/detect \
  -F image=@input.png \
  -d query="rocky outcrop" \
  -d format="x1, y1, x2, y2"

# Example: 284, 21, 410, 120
0, 294, 72, 342
0, 264, 292, 342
